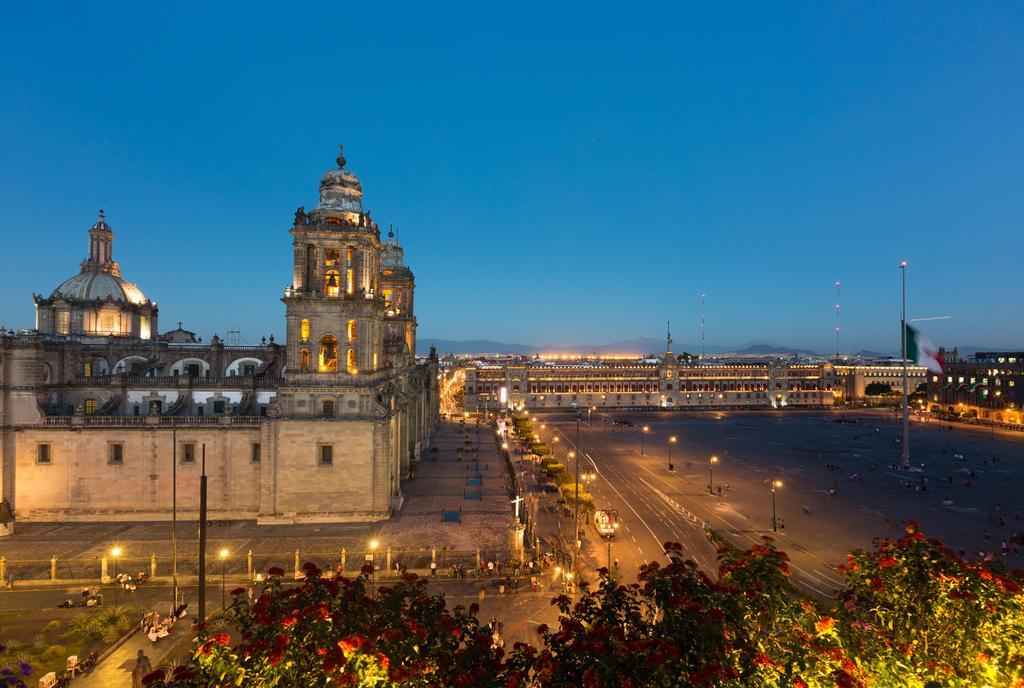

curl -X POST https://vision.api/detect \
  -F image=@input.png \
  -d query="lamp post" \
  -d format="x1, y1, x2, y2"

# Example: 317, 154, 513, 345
771, 479, 783, 532
369, 539, 379, 595
709, 455, 718, 494
667, 436, 677, 471
641, 425, 649, 455
218, 548, 229, 609
111, 547, 122, 609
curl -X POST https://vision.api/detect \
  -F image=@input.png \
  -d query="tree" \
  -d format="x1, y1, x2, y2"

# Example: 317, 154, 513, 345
865, 382, 895, 396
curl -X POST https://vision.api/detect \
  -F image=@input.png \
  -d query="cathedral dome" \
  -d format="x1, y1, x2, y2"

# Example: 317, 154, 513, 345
318, 145, 363, 212
51, 271, 148, 305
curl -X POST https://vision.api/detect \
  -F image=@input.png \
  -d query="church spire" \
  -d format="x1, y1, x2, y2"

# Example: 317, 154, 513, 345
336, 144, 346, 167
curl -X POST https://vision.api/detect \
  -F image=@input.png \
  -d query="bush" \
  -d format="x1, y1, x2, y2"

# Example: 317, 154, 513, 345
43, 620, 60, 632
68, 606, 133, 643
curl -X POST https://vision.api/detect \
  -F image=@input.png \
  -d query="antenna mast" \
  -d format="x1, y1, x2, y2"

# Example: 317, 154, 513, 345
834, 281, 841, 360
700, 293, 706, 359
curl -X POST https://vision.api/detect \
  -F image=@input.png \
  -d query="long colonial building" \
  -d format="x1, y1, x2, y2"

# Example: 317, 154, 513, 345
462, 355, 928, 412
0, 147, 439, 523
927, 350, 1023, 424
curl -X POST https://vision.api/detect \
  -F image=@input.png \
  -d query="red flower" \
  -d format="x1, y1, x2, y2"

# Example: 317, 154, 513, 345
281, 616, 298, 628
815, 617, 836, 634
213, 633, 231, 646
878, 556, 896, 568
338, 636, 364, 655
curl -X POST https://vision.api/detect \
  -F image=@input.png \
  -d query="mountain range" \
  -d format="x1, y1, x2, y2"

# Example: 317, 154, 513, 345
418, 336, 820, 357
416, 337, 1013, 358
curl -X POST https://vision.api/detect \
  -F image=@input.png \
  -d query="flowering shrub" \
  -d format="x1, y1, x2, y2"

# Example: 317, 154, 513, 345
145, 530, 1024, 688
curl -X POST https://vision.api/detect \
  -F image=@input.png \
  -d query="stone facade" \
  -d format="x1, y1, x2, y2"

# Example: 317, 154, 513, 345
0, 147, 439, 524
460, 355, 933, 412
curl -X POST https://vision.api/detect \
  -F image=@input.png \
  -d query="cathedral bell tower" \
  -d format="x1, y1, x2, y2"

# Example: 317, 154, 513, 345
282, 146, 386, 388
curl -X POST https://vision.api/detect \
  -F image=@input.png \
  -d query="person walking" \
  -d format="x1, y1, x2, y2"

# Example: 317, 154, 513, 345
132, 649, 153, 688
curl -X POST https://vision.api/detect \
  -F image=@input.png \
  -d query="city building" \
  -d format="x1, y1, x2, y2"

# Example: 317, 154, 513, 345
927, 350, 1023, 424
457, 353, 935, 413
0, 147, 439, 524
462, 351, 842, 412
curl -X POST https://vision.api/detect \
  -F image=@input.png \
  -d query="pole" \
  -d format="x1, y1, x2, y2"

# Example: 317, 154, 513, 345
900, 262, 910, 469
709, 460, 714, 495
574, 413, 580, 559
221, 559, 226, 610
668, 441, 673, 471
113, 554, 119, 609
771, 483, 778, 532
607, 540, 611, 570
198, 444, 207, 623
172, 419, 178, 610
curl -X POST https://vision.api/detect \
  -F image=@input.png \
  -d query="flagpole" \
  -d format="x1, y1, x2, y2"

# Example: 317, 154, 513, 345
900, 261, 910, 469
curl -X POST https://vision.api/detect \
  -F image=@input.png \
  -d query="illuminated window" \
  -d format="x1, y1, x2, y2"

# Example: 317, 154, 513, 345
346, 248, 355, 294
56, 310, 70, 335
139, 315, 150, 339
319, 335, 338, 372
347, 348, 357, 374
84, 398, 97, 415
325, 247, 340, 266
84, 363, 93, 377
383, 289, 393, 305
347, 319, 356, 343
324, 270, 340, 297
300, 348, 310, 371
373, 352, 378, 369
300, 319, 310, 342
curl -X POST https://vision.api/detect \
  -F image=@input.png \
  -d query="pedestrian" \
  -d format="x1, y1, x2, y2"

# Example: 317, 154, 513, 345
132, 649, 153, 688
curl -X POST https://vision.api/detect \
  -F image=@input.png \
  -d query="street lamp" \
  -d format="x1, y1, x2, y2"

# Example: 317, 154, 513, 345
368, 539, 380, 594
709, 455, 719, 494
111, 547, 122, 609
668, 436, 677, 471
641, 425, 649, 455
771, 479, 783, 532
218, 548, 229, 609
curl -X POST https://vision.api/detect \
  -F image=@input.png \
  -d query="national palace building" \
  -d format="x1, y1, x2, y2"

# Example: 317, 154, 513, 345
0, 147, 439, 523
461, 355, 928, 413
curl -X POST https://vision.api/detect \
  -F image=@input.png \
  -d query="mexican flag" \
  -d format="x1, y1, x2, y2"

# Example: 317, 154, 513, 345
905, 324, 945, 373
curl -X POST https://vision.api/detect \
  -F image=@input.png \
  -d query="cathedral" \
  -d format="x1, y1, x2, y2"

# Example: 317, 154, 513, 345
0, 147, 439, 524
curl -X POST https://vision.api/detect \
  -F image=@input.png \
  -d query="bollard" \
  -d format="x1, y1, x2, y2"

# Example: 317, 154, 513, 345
150, 554, 157, 579
294, 549, 300, 579
100, 556, 108, 584
0, 556, 5, 583
341, 548, 346, 572
247, 550, 253, 580
50, 556, 57, 582
386, 546, 391, 574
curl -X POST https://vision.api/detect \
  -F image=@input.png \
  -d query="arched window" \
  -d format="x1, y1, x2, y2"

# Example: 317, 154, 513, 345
346, 348, 357, 374
347, 319, 356, 343
300, 348, 310, 371
324, 271, 340, 298
300, 319, 310, 342
319, 336, 338, 372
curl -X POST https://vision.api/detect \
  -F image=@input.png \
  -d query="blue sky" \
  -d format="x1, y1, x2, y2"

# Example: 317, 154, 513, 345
1, 2, 1021, 353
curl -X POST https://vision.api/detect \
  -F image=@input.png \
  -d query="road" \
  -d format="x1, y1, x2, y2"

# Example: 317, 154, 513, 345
538, 409, 1024, 601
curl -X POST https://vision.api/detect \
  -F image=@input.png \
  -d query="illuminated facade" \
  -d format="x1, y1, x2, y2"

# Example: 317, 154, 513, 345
0, 148, 439, 524
927, 351, 1024, 424
463, 352, 837, 411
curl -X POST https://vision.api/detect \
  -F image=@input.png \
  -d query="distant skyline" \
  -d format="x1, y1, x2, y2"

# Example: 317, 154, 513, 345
2, 4, 1022, 353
